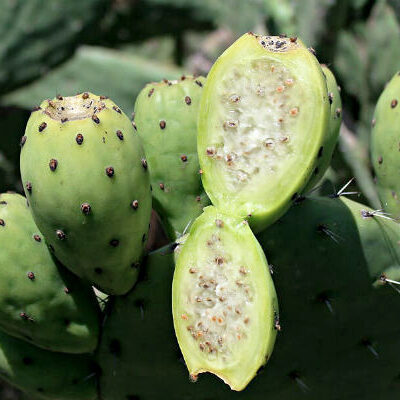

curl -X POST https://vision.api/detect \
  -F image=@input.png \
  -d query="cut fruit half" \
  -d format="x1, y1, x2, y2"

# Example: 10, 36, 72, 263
198, 33, 330, 232
172, 206, 278, 391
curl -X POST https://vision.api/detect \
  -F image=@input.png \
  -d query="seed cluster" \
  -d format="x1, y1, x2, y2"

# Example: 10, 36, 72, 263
183, 230, 254, 360
207, 61, 298, 189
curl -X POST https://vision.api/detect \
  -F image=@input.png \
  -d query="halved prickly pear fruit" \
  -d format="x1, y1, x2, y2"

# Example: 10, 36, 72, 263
0, 193, 100, 354
371, 71, 400, 219
172, 206, 278, 391
304, 64, 342, 191
198, 33, 330, 232
134, 76, 210, 240
20, 93, 152, 295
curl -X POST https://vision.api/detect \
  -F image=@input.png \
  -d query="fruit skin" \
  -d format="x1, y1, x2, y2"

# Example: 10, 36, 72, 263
0, 192, 100, 354
134, 76, 210, 240
198, 33, 330, 233
371, 71, 400, 219
98, 196, 400, 400
173, 206, 278, 391
304, 64, 342, 191
20, 93, 152, 295
0, 329, 98, 400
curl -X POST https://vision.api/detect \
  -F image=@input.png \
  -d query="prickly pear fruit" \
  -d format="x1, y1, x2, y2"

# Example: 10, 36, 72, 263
0, 192, 100, 353
20, 93, 152, 295
134, 76, 210, 240
0, 329, 97, 400
172, 206, 278, 391
371, 71, 400, 219
304, 64, 342, 190
198, 33, 330, 232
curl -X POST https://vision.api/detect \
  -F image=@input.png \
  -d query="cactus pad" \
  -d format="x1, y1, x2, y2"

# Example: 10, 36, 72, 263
98, 197, 400, 400
0, 330, 97, 400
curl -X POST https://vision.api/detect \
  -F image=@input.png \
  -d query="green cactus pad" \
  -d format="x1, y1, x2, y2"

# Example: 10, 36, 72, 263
0, 330, 97, 400
198, 33, 330, 232
134, 76, 210, 240
304, 65, 342, 190
0, 193, 100, 353
98, 197, 400, 400
172, 206, 278, 391
20, 93, 152, 295
371, 71, 400, 219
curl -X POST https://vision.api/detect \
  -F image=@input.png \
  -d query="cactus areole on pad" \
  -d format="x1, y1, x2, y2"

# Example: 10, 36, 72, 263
198, 33, 330, 232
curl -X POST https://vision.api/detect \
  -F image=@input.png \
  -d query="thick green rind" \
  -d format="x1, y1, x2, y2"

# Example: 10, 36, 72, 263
172, 206, 277, 391
305, 65, 342, 191
371, 71, 400, 219
98, 200, 400, 399
0, 330, 97, 400
198, 33, 330, 232
134, 76, 210, 240
20, 93, 152, 295
0, 193, 100, 354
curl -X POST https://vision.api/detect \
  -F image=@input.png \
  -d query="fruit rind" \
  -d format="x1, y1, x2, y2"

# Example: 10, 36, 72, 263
304, 64, 342, 191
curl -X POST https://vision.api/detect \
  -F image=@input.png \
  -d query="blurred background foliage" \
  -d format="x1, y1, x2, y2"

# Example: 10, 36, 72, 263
0, 0, 399, 397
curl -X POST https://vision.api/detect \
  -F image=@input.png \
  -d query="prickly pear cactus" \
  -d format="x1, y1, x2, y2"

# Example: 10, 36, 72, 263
198, 33, 330, 232
20, 93, 152, 295
172, 206, 278, 391
97, 197, 400, 400
0, 330, 98, 400
304, 64, 342, 191
371, 71, 400, 219
0, 192, 100, 354
134, 76, 210, 240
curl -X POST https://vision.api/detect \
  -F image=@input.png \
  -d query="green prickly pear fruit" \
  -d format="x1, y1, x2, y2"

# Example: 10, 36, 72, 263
0, 192, 100, 353
172, 206, 278, 391
198, 33, 330, 232
371, 71, 400, 219
134, 76, 210, 240
0, 329, 97, 400
20, 93, 152, 295
304, 64, 342, 191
